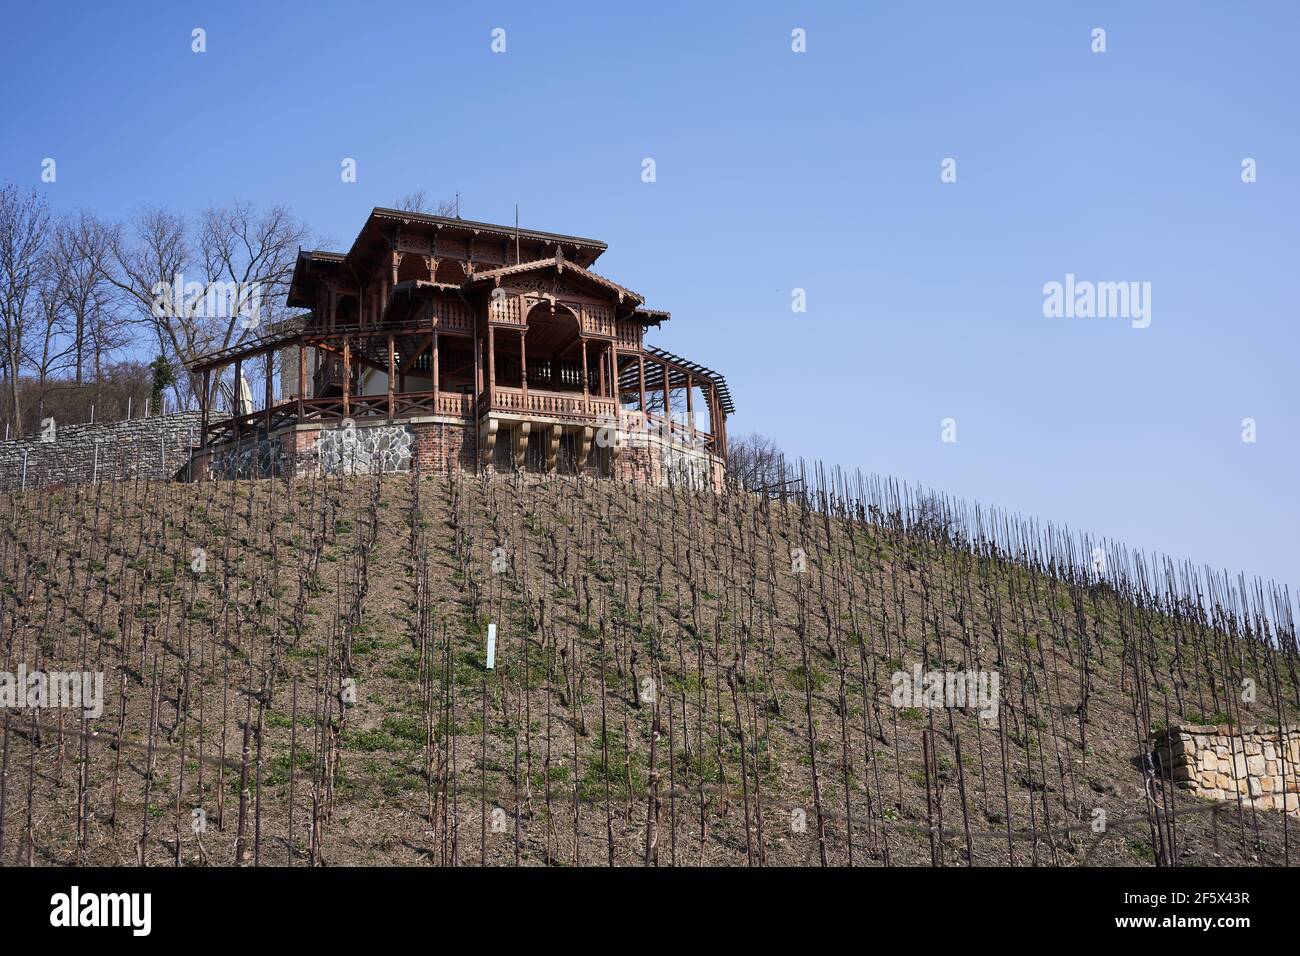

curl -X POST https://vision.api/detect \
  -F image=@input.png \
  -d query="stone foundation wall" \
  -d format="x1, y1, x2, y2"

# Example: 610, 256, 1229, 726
195, 416, 724, 490
313, 422, 414, 476
203, 431, 294, 480
0, 412, 207, 489
1152, 724, 1300, 814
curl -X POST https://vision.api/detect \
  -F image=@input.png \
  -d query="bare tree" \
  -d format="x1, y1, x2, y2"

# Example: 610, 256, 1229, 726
394, 191, 459, 217
106, 206, 187, 393
726, 431, 789, 493
29, 239, 75, 425
107, 202, 310, 405
58, 212, 117, 386
0, 185, 51, 429
85, 279, 133, 414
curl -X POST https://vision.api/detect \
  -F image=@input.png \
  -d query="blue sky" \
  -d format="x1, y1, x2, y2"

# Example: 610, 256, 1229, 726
1, 1, 1296, 586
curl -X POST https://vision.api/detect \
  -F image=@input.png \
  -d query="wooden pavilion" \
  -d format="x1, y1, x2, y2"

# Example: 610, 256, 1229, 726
188, 207, 733, 488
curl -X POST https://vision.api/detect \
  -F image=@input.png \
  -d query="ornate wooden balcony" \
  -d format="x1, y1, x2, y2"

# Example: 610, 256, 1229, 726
488, 385, 616, 422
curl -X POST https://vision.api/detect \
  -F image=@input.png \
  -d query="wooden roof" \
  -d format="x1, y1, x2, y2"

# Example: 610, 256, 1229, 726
369, 208, 607, 263
466, 255, 645, 306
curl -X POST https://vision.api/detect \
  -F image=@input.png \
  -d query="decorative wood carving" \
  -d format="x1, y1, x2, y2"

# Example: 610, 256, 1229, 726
480, 416, 498, 469
545, 424, 561, 472
576, 425, 593, 471
512, 420, 531, 471
512, 278, 590, 300
397, 235, 432, 255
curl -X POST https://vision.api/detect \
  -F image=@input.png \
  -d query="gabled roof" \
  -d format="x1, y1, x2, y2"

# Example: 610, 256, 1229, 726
288, 210, 610, 307
286, 250, 345, 308
465, 255, 645, 307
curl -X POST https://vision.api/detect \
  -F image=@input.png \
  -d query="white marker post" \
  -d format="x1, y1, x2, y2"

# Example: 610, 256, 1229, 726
486, 623, 497, 670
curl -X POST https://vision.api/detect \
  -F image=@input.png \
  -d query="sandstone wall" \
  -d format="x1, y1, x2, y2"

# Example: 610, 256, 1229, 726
1152, 724, 1300, 814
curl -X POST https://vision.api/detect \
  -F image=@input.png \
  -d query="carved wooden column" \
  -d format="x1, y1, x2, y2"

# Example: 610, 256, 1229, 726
431, 331, 439, 411
297, 343, 306, 421
638, 354, 647, 425
487, 325, 496, 409
341, 338, 351, 418
264, 353, 273, 433
387, 334, 395, 417
609, 346, 621, 416
685, 373, 694, 440
581, 338, 590, 415
480, 417, 498, 470
200, 368, 210, 449
474, 326, 482, 407
608, 346, 622, 476
704, 383, 716, 450
233, 358, 242, 442
545, 424, 561, 472
576, 425, 593, 472
512, 421, 531, 471
662, 360, 671, 438
519, 328, 528, 406
715, 388, 727, 458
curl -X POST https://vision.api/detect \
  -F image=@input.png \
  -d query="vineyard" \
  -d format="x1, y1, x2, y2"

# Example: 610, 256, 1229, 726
0, 466, 1296, 867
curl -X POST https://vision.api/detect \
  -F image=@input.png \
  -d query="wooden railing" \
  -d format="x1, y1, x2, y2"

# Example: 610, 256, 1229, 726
202, 400, 300, 445
489, 386, 617, 421
434, 392, 474, 417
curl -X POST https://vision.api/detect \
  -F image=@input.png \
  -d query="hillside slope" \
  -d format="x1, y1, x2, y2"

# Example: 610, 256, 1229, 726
0, 470, 1296, 866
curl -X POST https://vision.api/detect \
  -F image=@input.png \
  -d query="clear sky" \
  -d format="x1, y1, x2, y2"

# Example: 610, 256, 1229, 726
1, 1, 1296, 587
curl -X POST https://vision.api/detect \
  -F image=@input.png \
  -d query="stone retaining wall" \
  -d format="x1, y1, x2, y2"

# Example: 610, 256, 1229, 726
0, 412, 207, 489
1151, 724, 1300, 814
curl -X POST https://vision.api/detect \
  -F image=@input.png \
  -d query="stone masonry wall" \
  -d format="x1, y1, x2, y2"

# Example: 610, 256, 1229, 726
0, 411, 207, 489
312, 422, 414, 476
1152, 724, 1300, 814
204, 431, 294, 480
201, 420, 469, 481
194, 416, 724, 489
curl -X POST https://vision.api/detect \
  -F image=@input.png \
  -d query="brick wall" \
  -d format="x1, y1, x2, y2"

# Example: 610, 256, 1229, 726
411, 420, 474, 475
